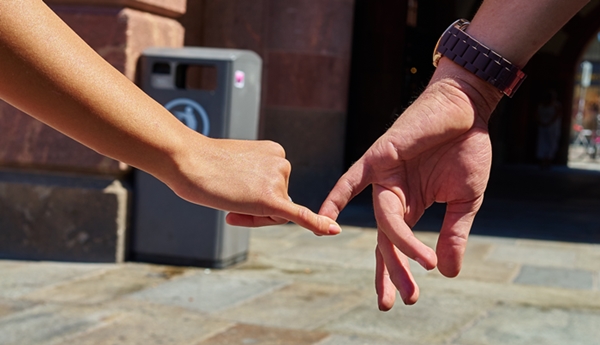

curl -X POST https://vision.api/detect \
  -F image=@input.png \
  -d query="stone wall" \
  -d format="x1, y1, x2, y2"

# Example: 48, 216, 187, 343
0, 0, 185, 262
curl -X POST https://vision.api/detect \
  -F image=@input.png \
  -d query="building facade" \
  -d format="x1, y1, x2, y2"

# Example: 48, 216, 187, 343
1, 0, 599, 261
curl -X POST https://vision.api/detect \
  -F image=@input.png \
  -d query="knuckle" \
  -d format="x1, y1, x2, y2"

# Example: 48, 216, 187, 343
297, 206, 311, 221
296, 206, 321, 228
440, 232, 468, 253
264, 140, 286, 157
281, 159, 292, 175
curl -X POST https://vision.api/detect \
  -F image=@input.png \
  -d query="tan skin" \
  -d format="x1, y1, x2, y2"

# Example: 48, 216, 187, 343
0, 0, 341, 235
320, 0, 590, 310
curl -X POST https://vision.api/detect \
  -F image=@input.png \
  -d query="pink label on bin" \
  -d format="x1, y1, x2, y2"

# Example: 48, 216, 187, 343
234, 70, 245, 89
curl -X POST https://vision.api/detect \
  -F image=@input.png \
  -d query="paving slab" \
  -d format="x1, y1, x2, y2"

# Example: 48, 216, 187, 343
451, 259, 519, 284
0, 261, 112, 299
259, 229, 376, 270
0, 260, 27, 270
514, 265, 594, 290
128, 270, 290, 313
0, 303, 116, 345
315, 334, 411, 345
2, 224, 600, 344
21, 263, 183, 304
236, 256, 377, 292
0, 298, 37, 319
271, 241, 375, 269
417, 275, 600, 311
63, 301, 233, 345
452, 304, 600, 345
323, 296, 495, 345
198, 324, 329, 345
486, 244, 578, 268
215, 282, 366, 330
574, 246, 600, 271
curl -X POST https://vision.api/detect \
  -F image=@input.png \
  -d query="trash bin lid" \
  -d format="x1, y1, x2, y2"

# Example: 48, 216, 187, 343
142, 47, 261, 63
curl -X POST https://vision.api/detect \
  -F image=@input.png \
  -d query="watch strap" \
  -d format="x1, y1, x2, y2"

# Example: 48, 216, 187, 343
435, 23, 526, 98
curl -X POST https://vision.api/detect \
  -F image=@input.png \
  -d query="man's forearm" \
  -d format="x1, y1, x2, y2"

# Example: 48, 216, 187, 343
468, 0, 590, 68
430, 0, 589, 123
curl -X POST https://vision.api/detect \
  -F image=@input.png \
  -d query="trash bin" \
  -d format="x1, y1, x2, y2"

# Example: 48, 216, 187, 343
131, 47, 262, 268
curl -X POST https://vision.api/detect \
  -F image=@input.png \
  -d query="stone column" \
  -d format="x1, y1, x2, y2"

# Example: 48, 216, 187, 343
181, 0, 354, 210
0, 0, 185, 262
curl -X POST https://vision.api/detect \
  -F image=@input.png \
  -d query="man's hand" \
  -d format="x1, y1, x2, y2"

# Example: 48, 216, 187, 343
320, 60, 502, 309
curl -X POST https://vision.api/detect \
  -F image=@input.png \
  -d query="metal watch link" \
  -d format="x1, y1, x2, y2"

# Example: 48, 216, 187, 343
433, 19, 526, 98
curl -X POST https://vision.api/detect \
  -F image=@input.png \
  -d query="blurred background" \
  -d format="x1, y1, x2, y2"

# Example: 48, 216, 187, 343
1, 0, 600, 263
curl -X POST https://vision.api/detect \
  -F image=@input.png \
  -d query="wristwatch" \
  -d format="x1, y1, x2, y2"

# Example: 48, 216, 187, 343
433, 19, 526, 98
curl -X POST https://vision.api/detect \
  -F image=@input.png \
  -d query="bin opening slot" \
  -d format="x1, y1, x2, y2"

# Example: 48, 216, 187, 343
151, 62, 174, 89
153, 63, 171, 74
175, 64, 217, 91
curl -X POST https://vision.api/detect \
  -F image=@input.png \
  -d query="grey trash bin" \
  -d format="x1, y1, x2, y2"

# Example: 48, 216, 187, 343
131, 47, 262, 268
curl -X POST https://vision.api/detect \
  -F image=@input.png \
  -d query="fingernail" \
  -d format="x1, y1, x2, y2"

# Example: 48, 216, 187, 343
416, 258, 428, 270
328, 223, 342, 234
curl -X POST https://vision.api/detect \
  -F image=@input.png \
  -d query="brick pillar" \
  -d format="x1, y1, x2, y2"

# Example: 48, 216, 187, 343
180, 0, 354, 210
0, 0, 185, 262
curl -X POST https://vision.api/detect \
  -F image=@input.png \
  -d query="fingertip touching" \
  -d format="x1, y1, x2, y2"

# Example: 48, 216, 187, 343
318, 199, 341, 222
283, 202, 342, 236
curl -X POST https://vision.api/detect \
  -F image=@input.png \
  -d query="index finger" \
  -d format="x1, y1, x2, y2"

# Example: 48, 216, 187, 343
319, 160, 371, 220
226, 199, 342, 236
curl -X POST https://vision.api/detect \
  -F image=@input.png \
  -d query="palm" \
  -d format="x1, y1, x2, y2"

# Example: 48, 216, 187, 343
373, 124, 491, 227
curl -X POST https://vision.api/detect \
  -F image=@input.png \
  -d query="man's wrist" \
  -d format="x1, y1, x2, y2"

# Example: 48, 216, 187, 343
429, 58, 503, 123
433, 19, 526, 98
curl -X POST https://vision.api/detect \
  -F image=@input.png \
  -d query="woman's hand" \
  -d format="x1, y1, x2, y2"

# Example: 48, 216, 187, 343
162, 131, 342, 236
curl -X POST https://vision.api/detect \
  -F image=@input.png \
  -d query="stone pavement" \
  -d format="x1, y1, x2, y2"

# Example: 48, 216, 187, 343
1, 223, 600, 345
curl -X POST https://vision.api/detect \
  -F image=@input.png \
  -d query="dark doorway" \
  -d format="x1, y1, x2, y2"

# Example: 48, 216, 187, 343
344, 0, 457, 168
339, 1, 600, 245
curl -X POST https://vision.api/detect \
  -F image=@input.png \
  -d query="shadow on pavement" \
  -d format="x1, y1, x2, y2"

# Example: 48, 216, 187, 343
337, 164, 600, 244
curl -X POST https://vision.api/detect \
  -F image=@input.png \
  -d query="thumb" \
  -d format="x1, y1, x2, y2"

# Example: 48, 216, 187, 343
319, 160, 371, 220
225, 213, 289, 227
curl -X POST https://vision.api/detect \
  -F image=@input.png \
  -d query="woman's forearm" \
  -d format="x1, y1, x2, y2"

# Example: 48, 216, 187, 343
0, 0, 191, 180
0, 0, 342, 234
